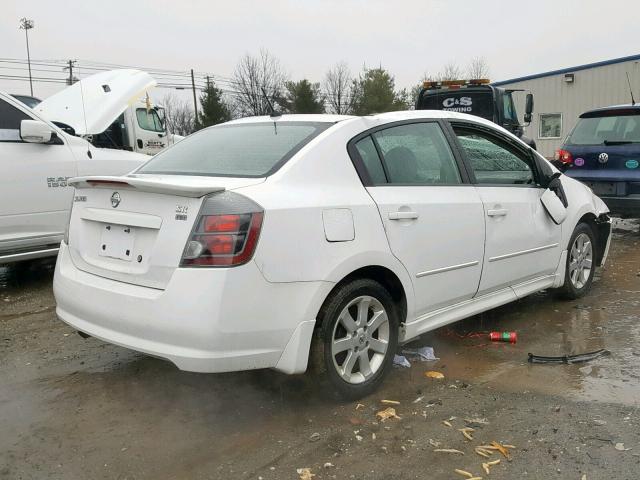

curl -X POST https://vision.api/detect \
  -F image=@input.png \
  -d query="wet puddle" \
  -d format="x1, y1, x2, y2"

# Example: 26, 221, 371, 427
405, 223, 640, 406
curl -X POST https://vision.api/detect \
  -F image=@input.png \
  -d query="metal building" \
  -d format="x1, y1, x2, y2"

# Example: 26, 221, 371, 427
494, 53, 640, 158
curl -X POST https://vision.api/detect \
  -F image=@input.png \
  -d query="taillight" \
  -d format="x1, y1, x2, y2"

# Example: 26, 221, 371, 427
181, 192, 264, 267
555, 149, 573, 164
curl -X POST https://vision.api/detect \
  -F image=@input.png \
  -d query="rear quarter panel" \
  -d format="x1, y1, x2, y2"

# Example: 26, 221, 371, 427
241, 119, 416, 320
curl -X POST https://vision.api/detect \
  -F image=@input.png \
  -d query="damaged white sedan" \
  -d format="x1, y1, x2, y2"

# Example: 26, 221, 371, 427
54, 111, 611, 398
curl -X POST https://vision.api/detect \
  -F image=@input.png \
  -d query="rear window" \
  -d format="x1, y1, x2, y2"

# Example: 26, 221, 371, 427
567, 112, 640, 145
137, 122, 331, 177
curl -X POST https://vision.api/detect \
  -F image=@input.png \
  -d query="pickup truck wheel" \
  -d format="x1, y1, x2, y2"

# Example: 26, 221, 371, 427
312, 279, 398, 400
558, 223, 596, 299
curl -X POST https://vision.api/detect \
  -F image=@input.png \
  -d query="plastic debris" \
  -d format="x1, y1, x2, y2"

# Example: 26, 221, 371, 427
308, 432, 320, 442
403, 346, 439, 361
323, 463, 334, 469
393, 354, 411, 368
297, 468, 315, 480
489, 331, 517, 343
376, 407, 401, 422
355, 403, 365, 410
433, 448, 464, 455
380, 399, 400, 405
412, 396, 424, 404
528, 349, 610, 364
443, 420, 453, 427
454, 468, 474, 478
425, 371, 445, 379
615, 442, 631, 451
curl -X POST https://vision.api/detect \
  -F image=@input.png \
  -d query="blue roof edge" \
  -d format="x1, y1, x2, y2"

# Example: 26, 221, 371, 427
492, 53, 640, 86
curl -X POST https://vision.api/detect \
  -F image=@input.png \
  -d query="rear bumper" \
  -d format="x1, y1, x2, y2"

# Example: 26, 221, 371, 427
54, 242, 329, 374
599, 195, 640, 218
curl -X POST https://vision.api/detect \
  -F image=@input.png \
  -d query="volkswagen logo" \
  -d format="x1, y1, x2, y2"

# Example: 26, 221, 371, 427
598, 152, 609, 164
110, 192, 121, 208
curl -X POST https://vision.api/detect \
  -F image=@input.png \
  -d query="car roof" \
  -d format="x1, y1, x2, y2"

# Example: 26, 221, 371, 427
226, 110, 500, 128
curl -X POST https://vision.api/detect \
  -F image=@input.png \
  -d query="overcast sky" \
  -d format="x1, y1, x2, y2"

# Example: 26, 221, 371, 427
1, 0, 638, 100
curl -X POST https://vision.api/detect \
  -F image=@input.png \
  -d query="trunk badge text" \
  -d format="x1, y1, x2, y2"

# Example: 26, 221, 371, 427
111, 192, 121, 208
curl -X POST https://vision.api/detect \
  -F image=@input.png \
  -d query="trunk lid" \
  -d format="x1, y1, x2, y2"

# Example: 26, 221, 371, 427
66, 175, 263, 289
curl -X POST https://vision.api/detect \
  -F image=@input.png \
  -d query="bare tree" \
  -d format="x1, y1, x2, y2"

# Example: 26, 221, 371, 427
323, 62, 356, 114
438, 62, 462, 81
231, 50, 288, 117
160, 92, 195, 136
467, 57, 490, 79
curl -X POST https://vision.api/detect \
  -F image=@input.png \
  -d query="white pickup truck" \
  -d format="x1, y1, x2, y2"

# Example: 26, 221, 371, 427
0, 70, 153, 264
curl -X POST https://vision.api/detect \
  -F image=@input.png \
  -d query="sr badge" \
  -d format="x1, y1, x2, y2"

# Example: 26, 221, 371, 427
111, 192, 121, 208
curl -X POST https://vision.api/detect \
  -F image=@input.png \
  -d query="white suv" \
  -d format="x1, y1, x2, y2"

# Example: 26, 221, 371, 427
53, 112, 611, 397
0, 81, 149, 264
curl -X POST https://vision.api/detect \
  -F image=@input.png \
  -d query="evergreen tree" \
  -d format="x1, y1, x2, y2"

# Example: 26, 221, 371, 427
351, 68, 407, 115
199, 79, 231, 128
279, 79, 325, 114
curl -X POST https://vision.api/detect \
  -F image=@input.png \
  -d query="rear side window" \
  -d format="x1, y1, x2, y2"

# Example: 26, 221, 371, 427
138, 122, 330, 177
568, 114, 640, 145
0, 98, 30, 142
373, 123, 461, 185
454, 127, 534, 185
354, 136, 387, 184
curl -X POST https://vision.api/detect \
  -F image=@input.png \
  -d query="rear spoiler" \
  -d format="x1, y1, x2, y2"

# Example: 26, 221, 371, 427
68, 176, 225, 198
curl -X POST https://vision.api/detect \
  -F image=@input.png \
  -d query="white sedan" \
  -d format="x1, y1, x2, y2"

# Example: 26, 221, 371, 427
53, 111, 611, 398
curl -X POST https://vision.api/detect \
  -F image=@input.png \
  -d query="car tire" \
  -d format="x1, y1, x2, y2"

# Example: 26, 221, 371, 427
311, 278, 399, 400
557, 222, 597, 299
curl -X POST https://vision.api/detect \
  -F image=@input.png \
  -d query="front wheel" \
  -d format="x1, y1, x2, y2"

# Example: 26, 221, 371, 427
312, 279, 399, 399
557, 223, 596, 299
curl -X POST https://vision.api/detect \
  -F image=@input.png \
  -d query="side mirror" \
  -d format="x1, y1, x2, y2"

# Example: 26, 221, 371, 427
20, 120, 53, 144
524, 93, 534, 124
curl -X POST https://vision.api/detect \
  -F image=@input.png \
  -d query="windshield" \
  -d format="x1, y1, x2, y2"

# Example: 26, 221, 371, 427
567, 113, 640, 145
136, 108, 165, 133
137, 121, 331, 177
418, 90, 495, 121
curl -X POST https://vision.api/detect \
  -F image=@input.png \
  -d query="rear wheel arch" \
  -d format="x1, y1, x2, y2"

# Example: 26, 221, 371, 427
317, 265, 408, 329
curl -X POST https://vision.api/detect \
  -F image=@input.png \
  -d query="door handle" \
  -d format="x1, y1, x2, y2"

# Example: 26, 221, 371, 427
487, 208, 508, 217
389, 211, 419, 220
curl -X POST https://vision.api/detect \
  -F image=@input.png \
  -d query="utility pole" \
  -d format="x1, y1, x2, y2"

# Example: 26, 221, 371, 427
64, 60, 77, 85
191, 69, 199, 129
19, 17, 35, 96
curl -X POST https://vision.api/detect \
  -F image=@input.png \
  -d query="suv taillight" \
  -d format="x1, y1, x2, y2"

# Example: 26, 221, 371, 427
181, 192, 264, 267
555, 149, 573, 164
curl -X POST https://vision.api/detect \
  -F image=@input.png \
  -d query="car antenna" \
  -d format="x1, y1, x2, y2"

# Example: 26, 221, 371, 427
261, 87, 280, 134
77, 64, 93, 158
626, 72, 636, 106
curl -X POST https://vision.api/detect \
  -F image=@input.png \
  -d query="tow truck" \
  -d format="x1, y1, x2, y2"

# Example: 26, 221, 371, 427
416, 79, 537, 149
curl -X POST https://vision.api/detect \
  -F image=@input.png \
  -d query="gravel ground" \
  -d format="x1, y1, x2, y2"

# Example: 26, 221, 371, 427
1, 221, 639, 479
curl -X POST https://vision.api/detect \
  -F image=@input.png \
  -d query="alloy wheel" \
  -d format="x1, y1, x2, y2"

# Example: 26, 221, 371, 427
331, 295, 390, 384
569, 232, 593, 289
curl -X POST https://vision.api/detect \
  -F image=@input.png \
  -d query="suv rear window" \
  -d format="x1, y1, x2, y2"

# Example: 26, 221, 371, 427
137, 122, 330, 177
567, 112, 640, 145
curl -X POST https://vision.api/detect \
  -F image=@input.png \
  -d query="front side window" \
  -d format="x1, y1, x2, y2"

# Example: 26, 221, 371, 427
371, 123, 461, 185
503, 93, 518, 124
138, 122, 330, 177
136, 108, 165, 133
0, 98, 30, 142
539, 113, 562, 139
454, 127, 534, 185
